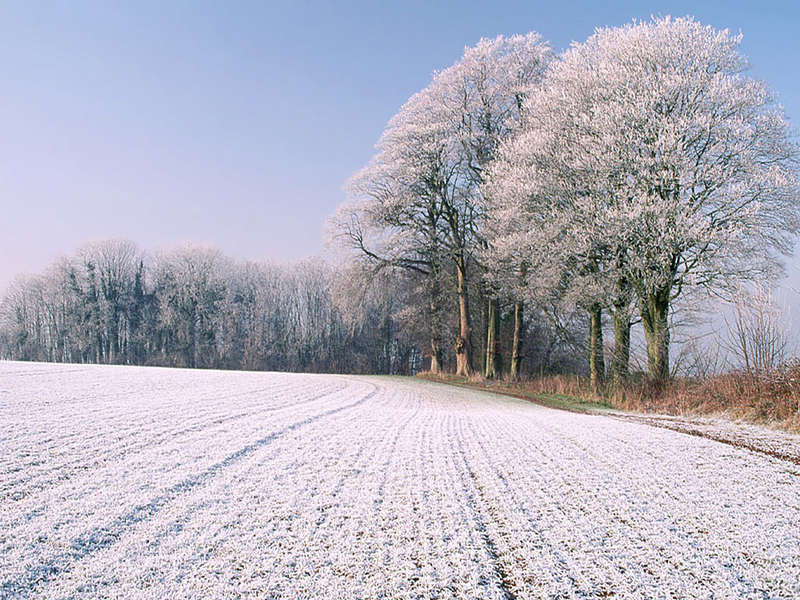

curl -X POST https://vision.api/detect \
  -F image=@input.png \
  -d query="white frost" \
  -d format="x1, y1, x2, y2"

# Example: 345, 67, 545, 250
1, 362, 798, 599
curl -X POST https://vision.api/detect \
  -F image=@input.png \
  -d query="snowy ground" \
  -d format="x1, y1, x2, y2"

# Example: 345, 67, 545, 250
1, 362, 799, 599
609, 412, 800, 464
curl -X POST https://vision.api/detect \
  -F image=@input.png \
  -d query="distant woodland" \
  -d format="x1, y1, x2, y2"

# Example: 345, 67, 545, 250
0, 239, 585, 376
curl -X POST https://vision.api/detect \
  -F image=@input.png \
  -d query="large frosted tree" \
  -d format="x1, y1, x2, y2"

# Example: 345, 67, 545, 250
489, 16, 799, 383
485, 64, 626, 389
332, 33, 552, 376
331, 115, 452, 372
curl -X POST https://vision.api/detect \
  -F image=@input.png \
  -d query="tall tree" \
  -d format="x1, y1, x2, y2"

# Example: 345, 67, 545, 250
154, 245, 226, 368
568, 17, 799, 381
425, 34, 552, 376
79, 240, 141, 363
333, 33, 551, 376
488, 16, 799, 383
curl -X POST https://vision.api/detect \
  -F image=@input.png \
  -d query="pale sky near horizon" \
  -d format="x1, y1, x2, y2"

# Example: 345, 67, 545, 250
1, 0, 799, 296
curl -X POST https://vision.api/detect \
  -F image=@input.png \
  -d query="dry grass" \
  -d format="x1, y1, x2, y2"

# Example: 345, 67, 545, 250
418, 365, 800, 433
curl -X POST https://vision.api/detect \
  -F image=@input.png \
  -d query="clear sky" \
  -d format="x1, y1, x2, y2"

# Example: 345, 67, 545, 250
1, 0, 799, 294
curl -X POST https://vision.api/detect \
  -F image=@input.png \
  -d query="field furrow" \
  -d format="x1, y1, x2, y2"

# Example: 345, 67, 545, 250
1, 362, 798, 599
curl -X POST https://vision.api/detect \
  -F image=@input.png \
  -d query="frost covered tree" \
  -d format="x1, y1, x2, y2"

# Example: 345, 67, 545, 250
331, 118, 451, 373
486, 94, 622, 389
153, 245, 227, 368
489, 16, 799, 383
77, 240, 142, 363
428, 33, 552, 377
585, 17, 799, 381
332, 33, 552, 376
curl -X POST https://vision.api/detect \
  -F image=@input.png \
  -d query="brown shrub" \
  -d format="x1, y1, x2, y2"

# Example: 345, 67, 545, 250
420, 364, 800, 432
564, 365, 800, 431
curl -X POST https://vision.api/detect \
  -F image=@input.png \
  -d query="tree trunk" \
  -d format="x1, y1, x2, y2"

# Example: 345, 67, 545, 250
640, 289, 670, 382
479, 294, 488, 377
428, 263, 444, 375
454, 256, 473, 377
611, 309, 631, 383
384, 313, 393, 374
430, 338, 443, 374
485, 298, 501, 379
588, 304, 605, 391
510, 300, 523, 380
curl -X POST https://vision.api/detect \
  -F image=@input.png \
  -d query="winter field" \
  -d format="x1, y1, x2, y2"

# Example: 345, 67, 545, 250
1, 362, 799, 599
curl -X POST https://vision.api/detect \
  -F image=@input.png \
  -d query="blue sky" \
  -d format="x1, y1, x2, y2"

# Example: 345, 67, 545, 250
1, 0, 798, 292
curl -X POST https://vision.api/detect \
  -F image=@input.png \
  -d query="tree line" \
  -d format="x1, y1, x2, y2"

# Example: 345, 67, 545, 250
0, 239, 585, 376
329, 16, 799, 385
0, 241, 415, 373
3, 17, 798, 382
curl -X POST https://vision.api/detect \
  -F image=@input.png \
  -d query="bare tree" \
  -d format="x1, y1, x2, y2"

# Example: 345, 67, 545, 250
723, 288, 793, 372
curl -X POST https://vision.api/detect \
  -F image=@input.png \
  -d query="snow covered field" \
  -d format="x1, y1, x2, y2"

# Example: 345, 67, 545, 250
1, 362, 799, 599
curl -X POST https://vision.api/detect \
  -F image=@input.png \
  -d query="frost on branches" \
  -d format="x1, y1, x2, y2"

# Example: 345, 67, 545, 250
330, 33, 552, 376
487, 16, 800, 382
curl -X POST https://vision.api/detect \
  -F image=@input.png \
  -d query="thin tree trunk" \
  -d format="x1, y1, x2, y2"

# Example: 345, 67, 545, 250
384, 313, 393, 374
454, 256, 473, 377
510, 300, 523, 380
588, 304, 605, 391
479, 294, 488, 377
428, 262, 444, 374
640, 289, 670, 382
485, 298, 501, 379
430, 337, 443, 374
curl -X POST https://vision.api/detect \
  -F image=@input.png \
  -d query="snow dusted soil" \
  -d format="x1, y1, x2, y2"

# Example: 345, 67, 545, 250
1, 362, 799, 599
608, 412, 800, 465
